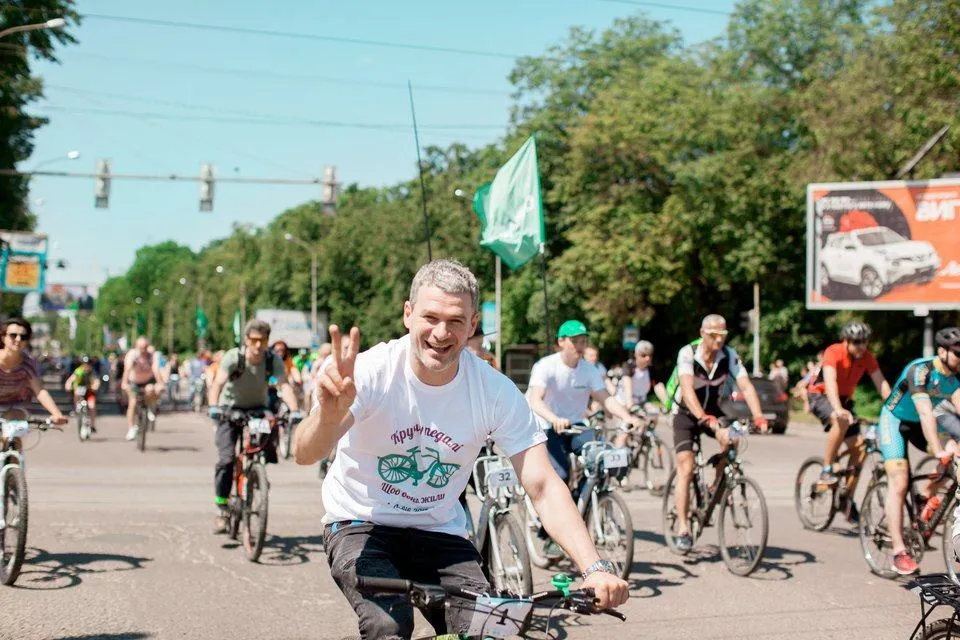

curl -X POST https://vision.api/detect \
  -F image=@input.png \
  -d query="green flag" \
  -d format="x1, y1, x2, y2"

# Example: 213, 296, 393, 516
195, 306, 208, 339
232, 310, 241, 346
472, 135, 545, 270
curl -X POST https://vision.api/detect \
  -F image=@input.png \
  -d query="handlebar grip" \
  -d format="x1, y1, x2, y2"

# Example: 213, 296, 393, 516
603, 609, 627, 621
356, 576, 413, 593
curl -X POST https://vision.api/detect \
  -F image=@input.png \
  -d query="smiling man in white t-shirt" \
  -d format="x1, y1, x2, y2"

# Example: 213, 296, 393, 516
293, 259, 628, 640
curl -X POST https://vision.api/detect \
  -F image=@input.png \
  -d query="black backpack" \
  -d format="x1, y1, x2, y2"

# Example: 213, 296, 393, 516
228, 347, 275, 383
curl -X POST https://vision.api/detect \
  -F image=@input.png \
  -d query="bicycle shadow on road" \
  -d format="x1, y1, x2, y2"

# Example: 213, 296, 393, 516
145, 445, 201, 453
665, 543, 817, 581
13, 547, 152, 590
256, 534, 326, 566
55, 634, 153, 640
628, 558, 698, 598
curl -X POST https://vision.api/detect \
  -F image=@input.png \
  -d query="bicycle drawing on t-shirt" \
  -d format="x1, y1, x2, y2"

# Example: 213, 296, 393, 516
377, 446, 460, 489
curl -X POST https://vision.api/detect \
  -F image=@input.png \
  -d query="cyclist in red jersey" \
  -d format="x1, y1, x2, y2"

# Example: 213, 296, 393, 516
806, 322, 891, 506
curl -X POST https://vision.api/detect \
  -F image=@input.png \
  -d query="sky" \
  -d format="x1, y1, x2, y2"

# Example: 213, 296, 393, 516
22, 0, 736, 287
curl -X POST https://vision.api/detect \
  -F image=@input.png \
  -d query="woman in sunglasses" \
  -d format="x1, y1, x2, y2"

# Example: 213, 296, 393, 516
0, 318, 67, 431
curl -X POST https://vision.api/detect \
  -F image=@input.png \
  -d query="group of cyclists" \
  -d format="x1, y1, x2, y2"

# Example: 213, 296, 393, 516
3, 256, 960, 640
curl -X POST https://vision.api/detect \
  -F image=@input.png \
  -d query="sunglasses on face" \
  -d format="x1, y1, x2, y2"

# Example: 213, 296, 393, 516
851, 340, 867, 346
704, 330, 728, 338
5, 332, 27, 340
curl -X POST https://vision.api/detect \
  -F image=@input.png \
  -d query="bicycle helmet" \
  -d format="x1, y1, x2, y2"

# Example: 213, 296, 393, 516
840, 321, 872, 342
935, 327, 960, 350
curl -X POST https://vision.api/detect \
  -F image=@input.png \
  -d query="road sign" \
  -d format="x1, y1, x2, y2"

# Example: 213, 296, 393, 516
622, 324, 639, 350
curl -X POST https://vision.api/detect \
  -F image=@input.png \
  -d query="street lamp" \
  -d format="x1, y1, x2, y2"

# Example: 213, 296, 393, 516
284, 232, 319, 348
29, 150, 80, 172
0, 18, 66, 40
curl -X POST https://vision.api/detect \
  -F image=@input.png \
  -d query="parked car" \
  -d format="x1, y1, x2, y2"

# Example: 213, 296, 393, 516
720, 377, 790, 434
819, 226, 940, 299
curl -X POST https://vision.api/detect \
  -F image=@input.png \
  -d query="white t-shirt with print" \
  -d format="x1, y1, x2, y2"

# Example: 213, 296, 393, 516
320, 335, 546, 537
527, 353, 606, 426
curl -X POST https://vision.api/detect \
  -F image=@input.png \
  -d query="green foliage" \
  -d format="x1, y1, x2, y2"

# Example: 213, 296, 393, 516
94, 1, 957, 375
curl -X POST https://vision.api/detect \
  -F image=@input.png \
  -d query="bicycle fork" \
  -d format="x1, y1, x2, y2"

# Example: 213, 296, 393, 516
0, 454, 23, 529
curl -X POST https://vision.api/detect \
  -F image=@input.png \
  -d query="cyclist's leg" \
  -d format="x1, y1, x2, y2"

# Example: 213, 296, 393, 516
842, 415, 864, 494
125, 386, 138, 427
412, 528, 489, 636
86, 394, 97, 428
673, 412, 698, 536
325, 522, 414, 640
878, 408, 910, 554
214, 419, 240, 507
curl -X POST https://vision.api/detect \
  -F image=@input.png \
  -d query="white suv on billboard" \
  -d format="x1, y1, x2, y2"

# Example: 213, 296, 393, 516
820, 226, 940, 299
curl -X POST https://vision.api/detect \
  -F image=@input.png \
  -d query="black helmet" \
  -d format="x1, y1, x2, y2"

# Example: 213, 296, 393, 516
935, 327, 960, 350
841, 321, 872, 342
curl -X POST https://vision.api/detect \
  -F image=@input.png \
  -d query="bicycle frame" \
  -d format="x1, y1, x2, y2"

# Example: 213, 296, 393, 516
471, 455, 519, 580
689, 441, 746, 533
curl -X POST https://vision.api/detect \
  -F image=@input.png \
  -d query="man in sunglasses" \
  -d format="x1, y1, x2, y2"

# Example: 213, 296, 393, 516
806, 322, 890, 500
670, 314, 768, 552
879, 327, 960, 575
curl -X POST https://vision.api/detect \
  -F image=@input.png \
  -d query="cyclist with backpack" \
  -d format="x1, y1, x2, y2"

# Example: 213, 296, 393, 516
207, 319, 302, 534
670, 314, 769, 552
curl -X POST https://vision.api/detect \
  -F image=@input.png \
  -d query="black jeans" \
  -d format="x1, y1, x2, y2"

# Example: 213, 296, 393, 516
214, 419, 242, 501
324, 521, 489, 640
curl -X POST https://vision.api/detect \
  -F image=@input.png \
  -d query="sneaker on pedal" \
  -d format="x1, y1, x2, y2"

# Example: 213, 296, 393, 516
675, 533, 693, 552
125, 426, 139, 441
818, 469, 839, 487
213, 507, 230, 535
893, 551, 919, 575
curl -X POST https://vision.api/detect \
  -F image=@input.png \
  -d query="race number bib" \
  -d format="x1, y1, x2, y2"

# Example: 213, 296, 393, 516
247, 418, 272, 435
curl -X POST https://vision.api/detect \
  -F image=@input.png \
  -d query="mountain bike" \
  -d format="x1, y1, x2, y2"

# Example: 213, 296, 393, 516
470, 451, 532, 596
1, 416, 59, 586
133, 388, 154, 453
221, 408, 273, 562
73, 385, 93, 442
794, 421, 884, 530
522, 421, 634, 580
356, 573, 625, 639
662, 419, 769, 576
378, 446, 460, 489
859, 456, 958, 581
906, 574, 960, 639
619, 405, 673, 494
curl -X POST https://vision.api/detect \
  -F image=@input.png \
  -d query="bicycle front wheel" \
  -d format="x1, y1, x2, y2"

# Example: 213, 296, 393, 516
588, 491, 634, 579
243, 462, 269, 562
137, 409, 148, 452
859, 480, 898, 579
922, 619, 960, 639
521, 499, 553, 569
0, 465, 28, 586
639, 436, 674, 496
489, 512, 533, 596
794, 457, 836, 531
76, 410, 88, 442
662, 469, 700, 556
718, 475, 769, 577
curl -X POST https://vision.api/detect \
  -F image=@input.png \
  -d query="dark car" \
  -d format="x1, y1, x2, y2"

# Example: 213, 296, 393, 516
720, 377, 790, 434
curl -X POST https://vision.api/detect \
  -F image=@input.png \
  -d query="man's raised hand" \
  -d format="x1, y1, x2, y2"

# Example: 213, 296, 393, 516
316, 324, 361, 427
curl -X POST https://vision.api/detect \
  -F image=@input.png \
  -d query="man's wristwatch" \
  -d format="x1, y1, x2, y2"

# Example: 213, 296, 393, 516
582, 559, 618, 580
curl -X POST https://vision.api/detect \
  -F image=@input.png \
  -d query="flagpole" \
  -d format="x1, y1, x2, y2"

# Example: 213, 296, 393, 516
407, 80, 433, 262
540, 251, 551, 351
495, 256, 502, 365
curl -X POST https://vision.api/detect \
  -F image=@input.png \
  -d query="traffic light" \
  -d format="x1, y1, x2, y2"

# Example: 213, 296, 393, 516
200, 163, 215, 212
740, 310, 758, 333
94, 159, 111, 208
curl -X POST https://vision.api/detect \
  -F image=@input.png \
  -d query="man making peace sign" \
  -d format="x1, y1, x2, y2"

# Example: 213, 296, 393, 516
294, 259, 629, 640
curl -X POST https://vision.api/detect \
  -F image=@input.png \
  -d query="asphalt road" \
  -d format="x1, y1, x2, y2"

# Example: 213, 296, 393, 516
0, 412, 945, 640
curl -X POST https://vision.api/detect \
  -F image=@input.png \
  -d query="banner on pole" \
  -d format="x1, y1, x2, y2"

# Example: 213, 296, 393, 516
0, 231, 48, 293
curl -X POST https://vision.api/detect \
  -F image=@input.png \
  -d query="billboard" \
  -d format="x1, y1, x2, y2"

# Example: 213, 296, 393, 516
0, 231, 48, 294
41, 283, 97, 312
807, 179, 960, 310
254, 308, 329, 350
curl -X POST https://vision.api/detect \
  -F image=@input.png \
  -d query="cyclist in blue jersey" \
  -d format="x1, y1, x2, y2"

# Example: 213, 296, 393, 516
878, 327, 960, 575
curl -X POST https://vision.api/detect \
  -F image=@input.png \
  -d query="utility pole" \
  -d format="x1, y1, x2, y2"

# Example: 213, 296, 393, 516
239, 281, 247, 331
752, 282, 761, 377
167, 300, 174, 355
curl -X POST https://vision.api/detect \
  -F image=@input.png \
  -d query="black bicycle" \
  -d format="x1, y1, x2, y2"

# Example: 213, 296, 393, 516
356, 573, 625, 639
859, 455, 958, 581
907, 574, 960, 639
220, 408, 273, 562
1, 416, 59, 586
794, 421, 884, 531
620, 405, 673, 494
662, 418, 769, 576
132, 388, 154, 453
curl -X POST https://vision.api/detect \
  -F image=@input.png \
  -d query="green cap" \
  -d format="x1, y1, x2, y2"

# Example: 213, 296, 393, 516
557, 319, 588, 338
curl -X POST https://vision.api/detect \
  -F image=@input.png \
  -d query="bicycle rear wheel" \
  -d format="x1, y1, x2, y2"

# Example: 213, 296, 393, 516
639, 436, 673, 496
718, 475, 769, 576
662, 469, 701, 556
922, 618, 960, 639
0, 465, 28, 585
587, 491, 634, 579
243, 462, 269, 562
489, 512, 533, 596
794, 457, 837, 531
